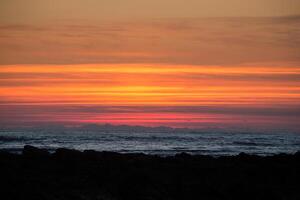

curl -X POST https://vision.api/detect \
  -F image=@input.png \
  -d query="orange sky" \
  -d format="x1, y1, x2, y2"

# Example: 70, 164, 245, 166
1, 0, 300, 24
0, 1, 299, 131
1, 64, 299, 130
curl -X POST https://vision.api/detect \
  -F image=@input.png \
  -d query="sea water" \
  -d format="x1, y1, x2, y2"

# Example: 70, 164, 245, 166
0, 128, 299, 156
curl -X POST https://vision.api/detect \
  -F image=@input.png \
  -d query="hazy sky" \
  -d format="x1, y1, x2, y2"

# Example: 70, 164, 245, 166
0, 0, 299, 130
1, 17, 299, 66
1, 0, 300, 24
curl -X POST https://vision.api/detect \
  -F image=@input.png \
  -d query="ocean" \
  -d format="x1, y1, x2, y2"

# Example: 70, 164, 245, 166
0, 127, 300, 156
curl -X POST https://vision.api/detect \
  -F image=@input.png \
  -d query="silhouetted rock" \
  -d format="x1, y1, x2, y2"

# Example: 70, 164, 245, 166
53, 148, 83, 160
175, 152, 191, 159
23, 145, 49, 157
295, 151, 300, 157
0, 146, 299, 200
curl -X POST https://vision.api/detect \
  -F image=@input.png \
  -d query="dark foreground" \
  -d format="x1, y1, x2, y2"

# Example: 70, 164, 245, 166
0, 146, 300, 200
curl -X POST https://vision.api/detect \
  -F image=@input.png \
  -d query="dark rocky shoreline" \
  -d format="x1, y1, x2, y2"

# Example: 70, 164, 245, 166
1, 145, 300, 200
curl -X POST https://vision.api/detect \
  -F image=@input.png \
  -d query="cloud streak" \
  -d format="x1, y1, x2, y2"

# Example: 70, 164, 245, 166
0, 63, 299, 130
0, 16, 299, 130
0, 17, 299, 66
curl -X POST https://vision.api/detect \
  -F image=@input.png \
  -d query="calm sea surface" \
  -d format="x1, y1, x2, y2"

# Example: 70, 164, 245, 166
1, 129, 300, 156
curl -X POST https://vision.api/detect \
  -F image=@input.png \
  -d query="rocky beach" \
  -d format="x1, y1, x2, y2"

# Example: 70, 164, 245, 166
0, 145, 299, 200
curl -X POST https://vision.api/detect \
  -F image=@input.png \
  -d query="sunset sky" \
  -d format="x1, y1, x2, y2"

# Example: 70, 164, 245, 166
0, 0, 300, 131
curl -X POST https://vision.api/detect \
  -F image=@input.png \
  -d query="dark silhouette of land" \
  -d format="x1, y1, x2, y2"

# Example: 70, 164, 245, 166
0, 145, 299, 200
